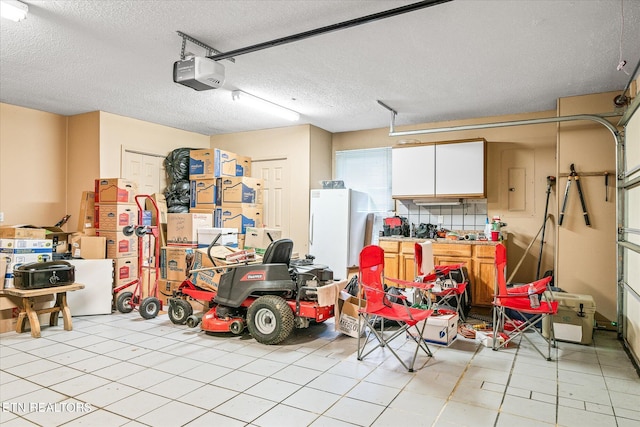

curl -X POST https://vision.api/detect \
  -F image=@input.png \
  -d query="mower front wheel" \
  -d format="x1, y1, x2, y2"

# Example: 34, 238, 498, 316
140, 297, 161, 319
168, 298, 193, 325
116, 292, 134, 313
247, 295, 294, 345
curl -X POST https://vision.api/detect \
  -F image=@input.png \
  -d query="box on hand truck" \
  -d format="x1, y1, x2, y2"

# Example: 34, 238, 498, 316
112, 195, 163, 319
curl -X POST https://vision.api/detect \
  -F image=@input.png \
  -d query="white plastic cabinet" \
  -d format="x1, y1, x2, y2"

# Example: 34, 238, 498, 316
392, 139, 486, 198
392, 144, 435, 197
435, 140, 485, 196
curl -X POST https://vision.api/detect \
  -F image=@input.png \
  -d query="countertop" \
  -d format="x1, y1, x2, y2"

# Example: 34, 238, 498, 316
378, 236, 502, 246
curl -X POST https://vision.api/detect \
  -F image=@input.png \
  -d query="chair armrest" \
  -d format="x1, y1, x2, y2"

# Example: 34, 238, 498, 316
384, 276, 434, 290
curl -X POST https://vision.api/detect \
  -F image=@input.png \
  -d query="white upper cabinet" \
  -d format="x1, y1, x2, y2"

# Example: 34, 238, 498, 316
391, 144, 435, 197
435, 140, 485, 196
392, 139, 486, 198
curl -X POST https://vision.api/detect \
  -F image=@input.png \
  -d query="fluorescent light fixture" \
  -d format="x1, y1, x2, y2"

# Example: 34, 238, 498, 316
232, 90, 300, 121
1, 0, 28, 22
414, 198, 462, 206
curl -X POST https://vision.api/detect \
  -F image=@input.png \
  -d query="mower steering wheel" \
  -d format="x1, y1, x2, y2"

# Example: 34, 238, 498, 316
206, 233, 223, 264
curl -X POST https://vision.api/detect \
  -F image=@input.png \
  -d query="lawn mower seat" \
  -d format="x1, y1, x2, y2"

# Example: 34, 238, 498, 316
262, 239, 293, 265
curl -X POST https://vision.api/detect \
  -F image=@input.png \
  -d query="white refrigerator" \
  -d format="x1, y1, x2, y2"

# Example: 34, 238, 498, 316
309, 189, 370, 280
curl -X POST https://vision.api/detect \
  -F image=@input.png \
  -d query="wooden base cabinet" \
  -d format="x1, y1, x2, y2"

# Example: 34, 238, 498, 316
378, 239, 499, 307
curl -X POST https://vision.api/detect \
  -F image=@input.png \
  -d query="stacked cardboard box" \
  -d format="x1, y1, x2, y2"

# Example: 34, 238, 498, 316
160, 212, 213, 297
188, 148, 263, 243
94, 178, 139, 287
0, 226, 52, 289
0, 226, 55, 332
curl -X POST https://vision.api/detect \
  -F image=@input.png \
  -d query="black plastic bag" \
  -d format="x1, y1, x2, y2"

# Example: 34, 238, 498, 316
164, 148, 192, 183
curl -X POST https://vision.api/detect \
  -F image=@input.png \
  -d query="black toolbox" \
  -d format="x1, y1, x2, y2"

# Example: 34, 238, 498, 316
13, 261, 75, 289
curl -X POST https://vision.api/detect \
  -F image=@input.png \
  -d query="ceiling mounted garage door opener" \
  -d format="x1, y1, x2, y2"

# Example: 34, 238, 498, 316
559, 164, 590, 227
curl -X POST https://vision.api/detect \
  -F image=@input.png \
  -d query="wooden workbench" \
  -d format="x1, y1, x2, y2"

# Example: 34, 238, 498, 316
0, 283, 85, 338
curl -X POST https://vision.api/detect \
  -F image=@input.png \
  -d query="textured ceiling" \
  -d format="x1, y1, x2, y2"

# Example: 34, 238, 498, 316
1, 0, 639, 136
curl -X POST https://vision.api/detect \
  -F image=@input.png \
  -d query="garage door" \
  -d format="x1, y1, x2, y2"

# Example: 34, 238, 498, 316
619, 95, 640, 366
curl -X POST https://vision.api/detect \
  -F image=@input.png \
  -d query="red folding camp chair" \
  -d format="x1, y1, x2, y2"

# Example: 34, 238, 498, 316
492, 243, 559, 360
415, 241, 469, 321
357, 245, 434, 372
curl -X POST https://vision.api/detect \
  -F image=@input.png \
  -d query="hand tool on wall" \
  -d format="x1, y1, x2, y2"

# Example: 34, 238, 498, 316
604, 172, 609, 202
536, 175, 555, 279
559, 164, 591, 227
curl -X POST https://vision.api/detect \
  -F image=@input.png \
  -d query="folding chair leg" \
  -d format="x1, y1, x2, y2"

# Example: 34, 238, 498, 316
357, 314, 432, 372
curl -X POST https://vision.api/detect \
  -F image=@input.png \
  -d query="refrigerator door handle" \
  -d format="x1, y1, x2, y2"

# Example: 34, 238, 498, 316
309, 213, 314, 245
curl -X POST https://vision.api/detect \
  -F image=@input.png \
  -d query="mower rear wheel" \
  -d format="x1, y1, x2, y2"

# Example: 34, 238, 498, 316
140, 297, 160, 319
168, 298, 193, 325
247, 295, 294, 345
116, 292, 134, 313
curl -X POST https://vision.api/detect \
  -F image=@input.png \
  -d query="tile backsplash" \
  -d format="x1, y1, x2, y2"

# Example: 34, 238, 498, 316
396, 199, 488, 231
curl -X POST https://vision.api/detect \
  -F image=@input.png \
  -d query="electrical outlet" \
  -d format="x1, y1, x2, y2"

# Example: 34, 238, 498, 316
0, 211, 4, 222
437, 215, 444, 224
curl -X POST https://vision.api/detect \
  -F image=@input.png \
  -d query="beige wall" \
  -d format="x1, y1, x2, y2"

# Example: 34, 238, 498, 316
0, 103, 68, 226
1, 104, 210, 233
99, 111, 209, 178
309, 125, 333, 190
557, 92, 620, 325
210, 124, 332, 254
67, 112, 101, 231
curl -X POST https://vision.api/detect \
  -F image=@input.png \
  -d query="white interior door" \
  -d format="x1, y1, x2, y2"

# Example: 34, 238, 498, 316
122, 150, 166, 195
251, 158, 290, 238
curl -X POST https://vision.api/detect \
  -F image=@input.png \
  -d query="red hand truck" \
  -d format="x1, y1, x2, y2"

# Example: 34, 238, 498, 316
113, 195, 162, 319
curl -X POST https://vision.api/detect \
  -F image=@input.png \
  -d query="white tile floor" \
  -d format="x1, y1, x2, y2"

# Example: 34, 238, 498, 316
1, 311, 639, 427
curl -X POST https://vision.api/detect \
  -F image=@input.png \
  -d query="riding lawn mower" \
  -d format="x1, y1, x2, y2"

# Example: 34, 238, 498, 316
167, 236, 337, 345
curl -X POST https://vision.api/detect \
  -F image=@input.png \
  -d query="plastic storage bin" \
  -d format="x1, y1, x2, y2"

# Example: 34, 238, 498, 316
542, 292, 596, 345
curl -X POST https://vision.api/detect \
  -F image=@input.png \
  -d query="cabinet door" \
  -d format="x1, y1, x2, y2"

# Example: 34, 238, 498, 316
474, 258, 496, 306
384, 253, 400, 286
401, 253, 416, 281
435, 140, 485, 196
392, 145, 435, 197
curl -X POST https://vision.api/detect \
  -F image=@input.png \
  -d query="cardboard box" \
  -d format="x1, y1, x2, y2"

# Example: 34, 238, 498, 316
0, 225, 46, 240
190, 247, 220, 292
95, 203, 139, 230
0, 299, 53, 334
0, 239, 53, 251
147, 193, 168, 224
97, 230, 138, 258
542, 292, 596, 345
2, 250, 53, 288
409, 312, 459, 346
70, 235, 107, 259
77, 191, 96, 231
42, 226, 73, 254
335, 291, 366, 338
147, 193, 167, 247
0, 293, 54, 311
189, 179, 217, 209
94, 178, 138, 203
189, 148, 251, 179
160, 246, 195, 281
244, 227, 281, 255
214, 205, 263, 235
157, 279, 205, 312
167, 213, 213, 246
141, 268, 158, 299
0, 257, 6, 288
197, 227, 238, 248
114, 256, 138, 287
216, 176, 263, 205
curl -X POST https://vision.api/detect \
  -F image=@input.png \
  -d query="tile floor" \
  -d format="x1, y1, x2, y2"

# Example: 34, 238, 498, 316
1, 311, 639, 427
